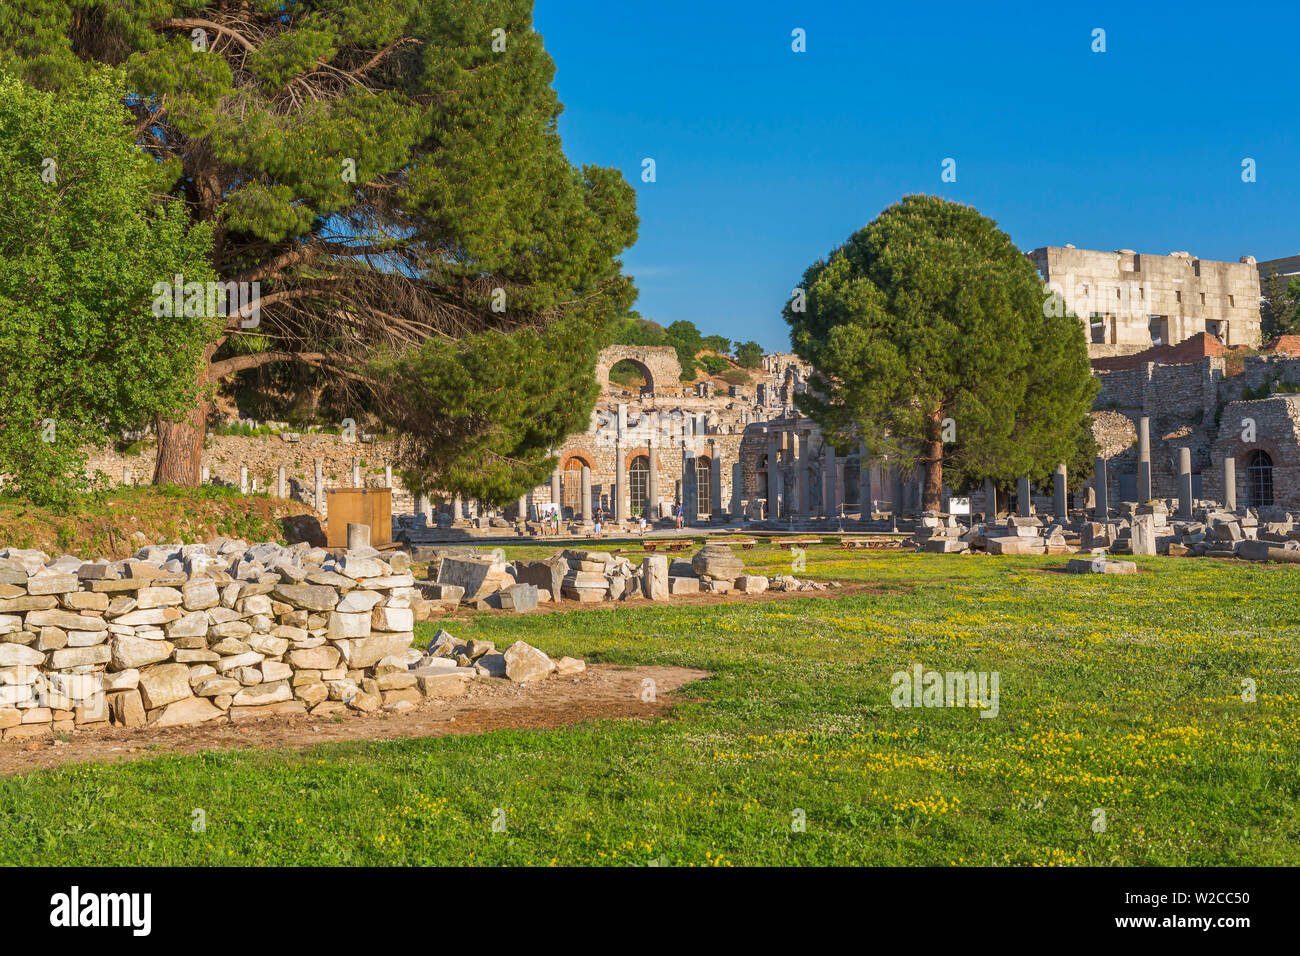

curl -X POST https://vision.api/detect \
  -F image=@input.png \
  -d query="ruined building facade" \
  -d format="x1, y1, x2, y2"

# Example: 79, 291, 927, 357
1031, 246, 1262, 359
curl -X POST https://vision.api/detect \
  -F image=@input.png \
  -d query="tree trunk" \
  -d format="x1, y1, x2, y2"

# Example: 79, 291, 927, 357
153, 346, 215, 487
921, 407, 944, 512
922, 440, 944, 512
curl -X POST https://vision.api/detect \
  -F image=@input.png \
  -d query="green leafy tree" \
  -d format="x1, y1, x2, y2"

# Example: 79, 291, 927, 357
701, 334, 731, 354
610, 314, 668, 347
0, 69, 214, 507
734, 340, 764, 368
698, 354, 730, 375
1261, 268, 1300, 338
785, 195, 1098, 512
0, 1, 637, 501
663, 320, 703, 380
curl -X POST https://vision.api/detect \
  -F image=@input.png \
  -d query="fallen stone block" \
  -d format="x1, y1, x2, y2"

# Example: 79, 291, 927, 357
504, 641, 554, 682
499, 583, 539, 613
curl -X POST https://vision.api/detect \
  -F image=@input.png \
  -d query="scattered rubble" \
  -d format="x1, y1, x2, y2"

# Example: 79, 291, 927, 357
907, 500, 1300, 564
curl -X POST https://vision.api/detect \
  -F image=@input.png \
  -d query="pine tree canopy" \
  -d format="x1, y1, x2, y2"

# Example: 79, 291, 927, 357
0, 0, 638, 501
784, 195, 1098, 510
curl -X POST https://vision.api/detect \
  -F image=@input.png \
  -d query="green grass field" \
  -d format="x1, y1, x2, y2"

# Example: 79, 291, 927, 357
2, 546, 1298, 866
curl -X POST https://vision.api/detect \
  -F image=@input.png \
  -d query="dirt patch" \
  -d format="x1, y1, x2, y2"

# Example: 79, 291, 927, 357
0, 664, 708, 777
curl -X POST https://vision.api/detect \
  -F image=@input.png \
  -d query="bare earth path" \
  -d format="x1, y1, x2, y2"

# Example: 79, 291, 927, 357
0, 664, 709, 777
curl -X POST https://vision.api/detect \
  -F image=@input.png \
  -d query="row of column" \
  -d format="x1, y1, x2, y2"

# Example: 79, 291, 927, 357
763, 430, 866, 519
1093, 448, 1232, 520
542, 441, 737, 523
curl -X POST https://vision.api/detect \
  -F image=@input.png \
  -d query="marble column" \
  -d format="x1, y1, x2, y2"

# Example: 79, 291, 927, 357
1017, 475, 1031, 517
550, 468, 561, 514
1178, 447, 1193, 517
517, 494, 527, 522
581, 465, 593, 523
1094, 456, 1108, 521
682, 447, 698, 522
709, 449, 723, 522
239, 465, 248, 494
647, 437, 658, 518
1137, 416, 1151, 503
825, 444, 838, 517
314, 460, 324, 515
615, 441, 628, 522
351, 457, 361, 487
276, 465, 286, 499
766, 430, 780, 519
984, 477, 997, 520
453, 494, 463, 522
731, 461, 743, 520
858, 444, 871, 519
1053, 464, 1067, 522
795, 432, 810, 516
1224, 456, 1237, 512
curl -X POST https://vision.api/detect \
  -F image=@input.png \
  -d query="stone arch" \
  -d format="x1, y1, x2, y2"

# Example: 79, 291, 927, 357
595, 345, 682, 395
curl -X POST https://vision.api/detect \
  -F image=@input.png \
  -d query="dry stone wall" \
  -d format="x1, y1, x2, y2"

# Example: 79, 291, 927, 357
0, 540, 577, 741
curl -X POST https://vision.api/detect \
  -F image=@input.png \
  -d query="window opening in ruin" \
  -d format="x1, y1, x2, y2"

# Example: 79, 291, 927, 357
696, 456, 712, 516
1206, 319, 1227, 344
629, 456, 649, 516
1089, 313, 1106, 344
1247, 451, 1274, 508
1148, 315, 1168, 347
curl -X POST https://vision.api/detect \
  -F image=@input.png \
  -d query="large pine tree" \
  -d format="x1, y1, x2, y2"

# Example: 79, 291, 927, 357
785, 195, 1098, 512
0, 0, 638, 501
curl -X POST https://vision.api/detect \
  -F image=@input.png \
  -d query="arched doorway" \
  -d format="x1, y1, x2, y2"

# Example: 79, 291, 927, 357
563, 458, 587, 516
696, 456, 712, 517
1247, 450, 1274, 508
629, 456, 650, 516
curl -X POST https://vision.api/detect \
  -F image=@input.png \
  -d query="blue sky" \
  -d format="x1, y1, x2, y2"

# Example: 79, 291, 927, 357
533, 0, 1299, 352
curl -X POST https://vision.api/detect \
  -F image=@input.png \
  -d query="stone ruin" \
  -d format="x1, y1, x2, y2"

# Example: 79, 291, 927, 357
420, 542, 836, 610
0, 540, 585, 742
909, 497, 1300, 569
